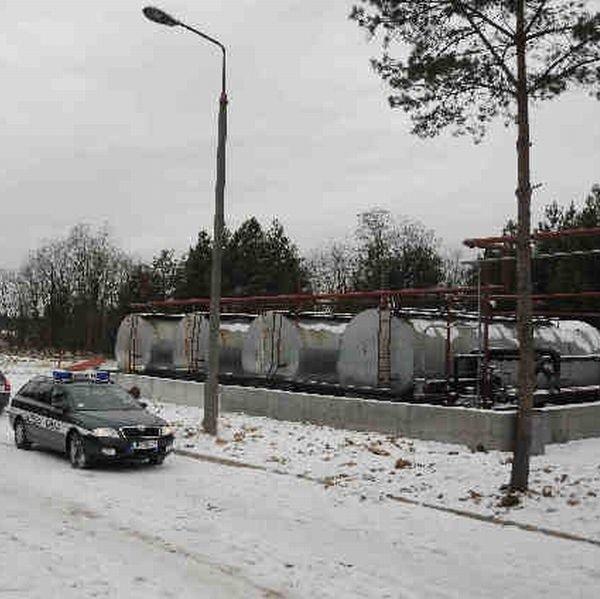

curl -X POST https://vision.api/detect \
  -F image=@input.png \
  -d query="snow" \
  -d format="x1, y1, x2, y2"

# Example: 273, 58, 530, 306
154, 404, 600, 540
1, 355, 600, 597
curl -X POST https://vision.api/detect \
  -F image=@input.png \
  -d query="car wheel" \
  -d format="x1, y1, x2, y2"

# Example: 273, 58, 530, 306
149, 455, 165, 466
69, 432, 90, 469
14, 419, 31, 450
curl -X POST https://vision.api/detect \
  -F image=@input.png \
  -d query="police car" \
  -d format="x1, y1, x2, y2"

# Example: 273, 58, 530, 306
7, 370, 175, 468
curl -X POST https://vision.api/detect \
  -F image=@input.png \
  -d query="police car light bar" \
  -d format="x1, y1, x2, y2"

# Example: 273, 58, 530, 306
72, 372, 92, 382
53, 370, 73, 383
95, 371, 111, 384
52, 370, 111, 384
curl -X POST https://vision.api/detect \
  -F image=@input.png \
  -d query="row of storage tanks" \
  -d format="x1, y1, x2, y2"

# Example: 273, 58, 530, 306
115, 310, 600, 394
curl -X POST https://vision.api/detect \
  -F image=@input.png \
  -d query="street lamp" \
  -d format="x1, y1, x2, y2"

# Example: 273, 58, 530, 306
143, 6, 226, 435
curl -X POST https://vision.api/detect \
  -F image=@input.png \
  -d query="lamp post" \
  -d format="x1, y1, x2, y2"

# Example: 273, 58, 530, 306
143, 6, 226, 435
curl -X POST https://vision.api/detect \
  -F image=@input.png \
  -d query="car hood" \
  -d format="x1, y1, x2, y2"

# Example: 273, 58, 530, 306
71, 409, 167, 430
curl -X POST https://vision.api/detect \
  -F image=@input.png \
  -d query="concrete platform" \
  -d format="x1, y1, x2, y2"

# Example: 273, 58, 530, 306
115, 373, 600, 454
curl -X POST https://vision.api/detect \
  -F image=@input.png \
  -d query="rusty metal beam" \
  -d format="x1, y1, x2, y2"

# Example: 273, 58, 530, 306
463, 227, 600, 249
130, 285, 502, 311
492, 291, 600, 301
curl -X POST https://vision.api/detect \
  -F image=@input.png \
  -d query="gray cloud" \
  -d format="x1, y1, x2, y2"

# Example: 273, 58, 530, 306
1, 0, 599, 270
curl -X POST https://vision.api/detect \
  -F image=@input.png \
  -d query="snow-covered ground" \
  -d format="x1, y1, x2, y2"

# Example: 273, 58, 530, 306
1, 355, 599, 597
156, 404, 600, 543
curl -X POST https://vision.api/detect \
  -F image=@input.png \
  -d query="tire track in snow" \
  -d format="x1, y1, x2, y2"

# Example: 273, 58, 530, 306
175, 448, 600, 549
52, 497, 285, 599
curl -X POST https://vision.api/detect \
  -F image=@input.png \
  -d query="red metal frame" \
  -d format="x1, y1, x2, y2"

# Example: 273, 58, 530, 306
493, 311, 600, 318
463, 226, 600, 405
130, 285, 502, 311
492, 291, 600, 301
464, 226, 600, 249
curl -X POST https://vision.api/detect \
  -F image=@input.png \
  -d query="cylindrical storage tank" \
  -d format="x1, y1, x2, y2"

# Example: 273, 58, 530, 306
174, 312, 206, 373
337, 309, 415, 392
115, 313, 185, 372
409, 319, 447, 378
410, 318, 486, 378
396, 318, 493, 381
242, 311, 348, 383
534, 320, 600, 355
488, 322, 519, 349
192, 313, 253, 376
338, 311, 524, 392
534, 320, 600, 387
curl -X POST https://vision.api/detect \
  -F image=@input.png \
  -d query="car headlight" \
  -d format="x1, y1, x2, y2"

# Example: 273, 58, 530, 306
91, 427, 121, 438
160, 426, 175, 437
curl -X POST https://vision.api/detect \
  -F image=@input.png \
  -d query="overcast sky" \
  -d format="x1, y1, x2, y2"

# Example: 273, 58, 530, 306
2, 0, 599, 270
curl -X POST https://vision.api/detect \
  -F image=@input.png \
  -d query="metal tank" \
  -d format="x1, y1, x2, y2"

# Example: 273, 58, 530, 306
533, 320, 600, 387
337, 309, 599, 392
213, 313, 254, 375
175, 312, 207, 372
175, 313, 253, 375
337, 309, 416, 392
242, 311, 349, 382
338, 310, 496, 391
410, 318, 490, 379
115, 313, 185, 373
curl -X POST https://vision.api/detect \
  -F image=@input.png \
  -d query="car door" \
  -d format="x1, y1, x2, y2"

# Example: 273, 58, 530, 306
14, 381, 46, 445
46, 386, 69, 451
31, 381, 56, 450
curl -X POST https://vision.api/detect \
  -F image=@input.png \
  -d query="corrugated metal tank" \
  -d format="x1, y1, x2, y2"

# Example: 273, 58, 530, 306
241, 311, 349, 382
175, 312, 253, 375
115, 313, 185, 372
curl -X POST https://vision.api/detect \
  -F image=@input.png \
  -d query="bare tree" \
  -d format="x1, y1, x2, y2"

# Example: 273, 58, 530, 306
305, 240, 356, 294
9, 224, 131, 351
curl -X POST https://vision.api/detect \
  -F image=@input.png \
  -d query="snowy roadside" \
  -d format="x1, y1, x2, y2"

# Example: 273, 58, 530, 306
150, 401, 600, 542
2, 354, 600, 543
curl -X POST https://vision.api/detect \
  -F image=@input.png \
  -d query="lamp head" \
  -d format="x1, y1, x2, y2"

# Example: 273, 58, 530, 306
142, 6, 180, 27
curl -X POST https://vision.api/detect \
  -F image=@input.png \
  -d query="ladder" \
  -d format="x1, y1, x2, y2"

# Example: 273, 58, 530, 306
378, 303, 392, 387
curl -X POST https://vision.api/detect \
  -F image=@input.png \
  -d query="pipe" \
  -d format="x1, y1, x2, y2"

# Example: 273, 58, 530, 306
493, 311, 600, 318
445, 296, 454, 389
131, 285, 503, 310
492, 291, 600, 301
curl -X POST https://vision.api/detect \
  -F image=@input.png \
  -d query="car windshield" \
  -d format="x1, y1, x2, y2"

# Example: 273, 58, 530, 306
64, 384, 143, 411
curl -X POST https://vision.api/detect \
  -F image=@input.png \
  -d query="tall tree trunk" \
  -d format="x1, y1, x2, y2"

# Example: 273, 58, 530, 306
510, 0, 535, 492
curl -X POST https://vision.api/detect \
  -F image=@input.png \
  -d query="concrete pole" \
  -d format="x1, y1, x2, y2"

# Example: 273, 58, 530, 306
203, 54, 227, 436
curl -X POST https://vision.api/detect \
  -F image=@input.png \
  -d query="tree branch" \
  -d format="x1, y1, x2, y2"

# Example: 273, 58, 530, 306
458, 2, 515, 38
453, 0, 518, 87
534, 39, 595, 86
526, 25, 573, 41
531, 56, 600, 91
524, 0, 549, 36
436, 28, 478, 57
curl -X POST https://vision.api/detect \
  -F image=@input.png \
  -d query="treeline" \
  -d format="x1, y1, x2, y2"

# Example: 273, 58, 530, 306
0, 225, 131, 353
0, 209, 454, 353
1, 187, 599, 354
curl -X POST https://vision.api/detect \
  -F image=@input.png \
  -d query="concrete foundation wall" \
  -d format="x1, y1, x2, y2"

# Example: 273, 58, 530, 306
116, 373, 600, 453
